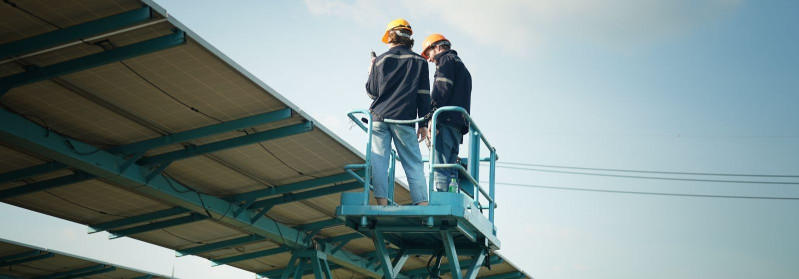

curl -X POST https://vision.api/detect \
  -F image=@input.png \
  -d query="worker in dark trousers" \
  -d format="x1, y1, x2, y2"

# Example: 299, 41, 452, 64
420, 34, 472, 192
366, 18, 431, 206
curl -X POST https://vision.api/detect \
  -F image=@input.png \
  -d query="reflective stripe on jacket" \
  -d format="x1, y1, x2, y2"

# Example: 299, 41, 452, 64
431, 49, 471, 134
366, 45, 431, 128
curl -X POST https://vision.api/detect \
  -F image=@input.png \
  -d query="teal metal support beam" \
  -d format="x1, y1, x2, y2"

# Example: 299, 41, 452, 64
0, 171, 93, 199
137, 121, 312, 165
88, 207, 190, 233
0, 161, 66, 184
391, 247, 410, 277
372, 231, 395, 279
248, 182, 361, 210
0, 7, 152, 60
34, 264, 108, 279
108, 213, 208, 239
210, 246, 289, 266
0, 108, 394, 278
131, 275, 153, 279
0, 109, 292, 185
176, 234, 265, 257
441, 231, 462, 279
320, 233, 363, 244
405, 256, 503, 278
478, 272, 523, 279
58, 266, 116, 279
463, 250, 487, 279
105, 212, 205, 238
107, 108, 292, 155
0, 251, 54, 268
293, 218, 345, 231
258, 262, 345, 279
0, 31, 185, 95
0, 250, 45, 265
231, 171, 361, 203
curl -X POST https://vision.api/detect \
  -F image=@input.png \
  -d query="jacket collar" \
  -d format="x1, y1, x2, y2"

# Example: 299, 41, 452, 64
433, 49, 457, 63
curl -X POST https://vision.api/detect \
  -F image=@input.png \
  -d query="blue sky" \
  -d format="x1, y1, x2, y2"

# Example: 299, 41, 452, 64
2, 0, 798, 278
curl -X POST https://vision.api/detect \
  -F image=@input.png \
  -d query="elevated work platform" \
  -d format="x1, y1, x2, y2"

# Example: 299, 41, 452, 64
333, 109, 505, 279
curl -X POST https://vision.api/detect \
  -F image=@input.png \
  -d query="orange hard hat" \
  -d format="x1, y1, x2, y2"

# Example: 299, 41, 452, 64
382, 18, 413, 44
421, 33, 450, 59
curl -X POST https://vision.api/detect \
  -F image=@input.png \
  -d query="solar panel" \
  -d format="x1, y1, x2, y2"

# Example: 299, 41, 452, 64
0, 1, 531, 278
0, 237, 171, 279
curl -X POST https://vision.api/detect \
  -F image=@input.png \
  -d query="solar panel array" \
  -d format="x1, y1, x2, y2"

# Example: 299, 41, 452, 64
0, 1, 531, 278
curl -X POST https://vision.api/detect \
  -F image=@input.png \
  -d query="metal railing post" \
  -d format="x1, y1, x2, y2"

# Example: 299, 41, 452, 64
388, 150, 396, 204
469, 128, 480, 206
489, 148, 497, 230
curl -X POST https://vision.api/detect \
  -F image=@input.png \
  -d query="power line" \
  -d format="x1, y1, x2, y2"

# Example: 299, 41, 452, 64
493, 161, 799, 178
495, 166, 799, 185
493, 181, 799, 200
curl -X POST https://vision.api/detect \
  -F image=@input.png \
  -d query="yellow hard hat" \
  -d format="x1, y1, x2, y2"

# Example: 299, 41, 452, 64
421, 33, 450, 59
382, 18, 412, 44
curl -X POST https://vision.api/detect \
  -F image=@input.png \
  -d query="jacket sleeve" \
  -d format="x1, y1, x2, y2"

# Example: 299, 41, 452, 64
365, 63, 379, 100
416, 63, 431, 128
431, 56, 456, 109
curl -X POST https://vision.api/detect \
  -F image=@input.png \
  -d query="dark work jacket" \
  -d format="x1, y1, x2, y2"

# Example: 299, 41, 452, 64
431, 49, 472, 134
366, 45, 431, 128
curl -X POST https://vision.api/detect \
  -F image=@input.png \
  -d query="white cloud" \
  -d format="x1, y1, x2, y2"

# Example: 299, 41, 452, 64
305, 0, 743, 57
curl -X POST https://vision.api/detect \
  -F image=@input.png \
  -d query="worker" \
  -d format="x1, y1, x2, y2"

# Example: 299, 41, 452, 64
420, 34, 472, 192
366, 18, 431, 206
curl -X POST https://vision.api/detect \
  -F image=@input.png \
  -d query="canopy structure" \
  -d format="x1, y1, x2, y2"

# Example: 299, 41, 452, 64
0, 1, 531, 278
0, 237, 170, 279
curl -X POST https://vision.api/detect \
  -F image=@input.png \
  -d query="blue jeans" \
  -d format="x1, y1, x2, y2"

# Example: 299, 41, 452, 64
432, 124, 461, 192
370, 122, 428, 204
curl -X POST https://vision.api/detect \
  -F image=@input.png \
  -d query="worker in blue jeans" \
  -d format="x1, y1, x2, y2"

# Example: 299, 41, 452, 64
366, 19, 431, 205
420, 34, 472, 192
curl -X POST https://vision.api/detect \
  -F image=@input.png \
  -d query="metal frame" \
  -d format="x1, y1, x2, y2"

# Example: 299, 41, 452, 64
0, 7, 153, 60
0, 250, 54, 268
0, 30, 186, 95
339, 107, 500, 279
0, 108, 400, 278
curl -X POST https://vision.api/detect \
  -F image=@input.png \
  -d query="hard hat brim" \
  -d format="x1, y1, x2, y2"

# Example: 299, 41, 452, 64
382, 27, 413, 44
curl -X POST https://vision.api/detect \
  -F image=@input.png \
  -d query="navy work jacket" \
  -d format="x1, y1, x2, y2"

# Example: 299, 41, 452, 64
431, 49, 472, 134
366, 45, 431, 128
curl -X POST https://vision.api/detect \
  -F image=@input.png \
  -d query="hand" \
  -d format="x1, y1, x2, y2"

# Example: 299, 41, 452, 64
417, 127, 428, 143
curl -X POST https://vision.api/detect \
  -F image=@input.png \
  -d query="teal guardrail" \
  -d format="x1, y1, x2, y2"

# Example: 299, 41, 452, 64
346, 106, 498, 225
